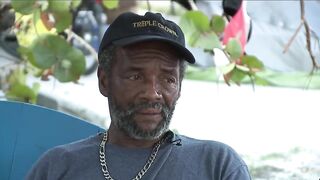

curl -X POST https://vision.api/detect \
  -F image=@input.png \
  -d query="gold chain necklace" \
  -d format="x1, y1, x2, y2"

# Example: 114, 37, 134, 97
99, 132, 163, 180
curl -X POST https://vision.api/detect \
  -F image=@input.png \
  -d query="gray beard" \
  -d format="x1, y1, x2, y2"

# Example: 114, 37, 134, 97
108, 98, 176, 140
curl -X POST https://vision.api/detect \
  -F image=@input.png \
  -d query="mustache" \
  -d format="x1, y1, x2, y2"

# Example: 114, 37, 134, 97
125, 102, 170, 118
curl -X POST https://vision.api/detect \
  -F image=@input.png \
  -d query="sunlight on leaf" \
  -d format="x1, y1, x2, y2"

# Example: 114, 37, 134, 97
236, 64, 250, 72
220, 62, 236, 74
61, 59, 72, 69
102, 0, 119, 9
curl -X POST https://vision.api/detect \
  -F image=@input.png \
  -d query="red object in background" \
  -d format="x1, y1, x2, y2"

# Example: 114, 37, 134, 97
223, 3, 246, 53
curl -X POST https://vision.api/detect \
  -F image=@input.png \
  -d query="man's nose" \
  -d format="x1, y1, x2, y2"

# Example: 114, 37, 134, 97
140, 77, 162, 101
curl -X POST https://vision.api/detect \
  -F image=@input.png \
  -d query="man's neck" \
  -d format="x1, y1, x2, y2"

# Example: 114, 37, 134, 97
107, 124, 162, 148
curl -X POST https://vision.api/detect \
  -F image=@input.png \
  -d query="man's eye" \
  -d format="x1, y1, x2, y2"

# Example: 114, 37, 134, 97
128, 74, 141, 80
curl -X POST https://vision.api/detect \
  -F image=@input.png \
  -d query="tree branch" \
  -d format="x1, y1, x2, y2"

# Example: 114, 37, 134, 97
300, 0, 320, 69
283, 21, 303, 53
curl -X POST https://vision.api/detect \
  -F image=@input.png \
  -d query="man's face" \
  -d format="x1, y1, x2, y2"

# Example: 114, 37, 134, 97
106, 41, 181, 140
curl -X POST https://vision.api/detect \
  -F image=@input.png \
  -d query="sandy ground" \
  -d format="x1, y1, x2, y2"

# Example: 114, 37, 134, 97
34, 73, 320, 153
28, 73, 320, 179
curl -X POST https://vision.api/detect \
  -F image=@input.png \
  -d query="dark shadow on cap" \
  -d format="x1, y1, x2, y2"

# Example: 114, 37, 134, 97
113, 35, 195, 64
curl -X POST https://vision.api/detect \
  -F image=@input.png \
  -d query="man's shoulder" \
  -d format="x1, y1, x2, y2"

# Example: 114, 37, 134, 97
178, 134, 232, 150
26, 133, 103, 179
44, 133, 101, 158
177, 134, 245, 163
175, 134, 251, 179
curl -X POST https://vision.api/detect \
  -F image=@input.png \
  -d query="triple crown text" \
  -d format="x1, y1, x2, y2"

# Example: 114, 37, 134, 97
132, 20, 178, 37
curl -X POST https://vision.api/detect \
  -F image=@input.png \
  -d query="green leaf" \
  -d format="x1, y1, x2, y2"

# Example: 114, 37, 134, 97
52, 47, 86, 82
185, 66, 217, 81
180, 11, 210, 37
27, 34, 86, 82
18, 46, 35, 65
5, 82, 38, 104
193, 31, 222, 50
226, 38, 242, 60
11, 0, 36, 15
210, 15, 225, 33
5, 67, 40, 103
71, 0, 82, 10
29, 35, 66, 69
102, 0, 119, 9
48, 0, 70, 13
8, 67, 27, 85
254, 75, 270, 86
236, 64, 250, 72
32, 82, 41, 93
241, 55, 264, 69
230, 68, 247, 83
48, 0, 72, 32
220, 62, 235, 74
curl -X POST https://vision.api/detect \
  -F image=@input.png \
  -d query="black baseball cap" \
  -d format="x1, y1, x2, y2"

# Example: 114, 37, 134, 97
98, 12, 195, 64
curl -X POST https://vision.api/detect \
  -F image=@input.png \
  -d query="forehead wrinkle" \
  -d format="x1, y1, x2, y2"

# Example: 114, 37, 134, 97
124, 48, 180, 65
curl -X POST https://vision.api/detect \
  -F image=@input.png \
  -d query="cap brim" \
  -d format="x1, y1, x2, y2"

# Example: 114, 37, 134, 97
112, 35, 195, 64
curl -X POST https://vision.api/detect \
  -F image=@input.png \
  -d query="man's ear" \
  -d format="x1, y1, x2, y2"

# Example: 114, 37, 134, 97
97, 66, 109, 97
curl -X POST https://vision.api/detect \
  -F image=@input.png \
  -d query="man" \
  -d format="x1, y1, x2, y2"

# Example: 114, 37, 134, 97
26, 12, 251, 180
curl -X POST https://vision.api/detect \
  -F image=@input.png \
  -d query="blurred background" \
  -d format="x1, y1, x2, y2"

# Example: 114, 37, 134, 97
1, 0, 320, 179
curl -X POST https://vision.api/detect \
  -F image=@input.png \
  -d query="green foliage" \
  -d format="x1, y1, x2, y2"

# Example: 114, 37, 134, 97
2, 0, 123, 104
180, 11, 221, 50
48, 0, 72, 32
230, 67, 247, 83
242, 55, 264, 70
226, 38, 242, 60
180, 10, 265, 86
52, 48, 86, 82
219, 62, 235, 74
190, 31, 221, 50
11, 0, 36, 15
102, 0, 119, 9
180, 11, 210, 34
23, 34, 86, 82
185, 66, 217, 81
5, 83, 40, 104
210, 15, 225, 34
253, 75, 270, 86
5, 68, 40, 103
71, 0, 82, 10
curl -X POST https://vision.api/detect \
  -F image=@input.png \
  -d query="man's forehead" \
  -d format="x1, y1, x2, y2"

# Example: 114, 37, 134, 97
119, 41, 183, 59
115, 49, 180, 68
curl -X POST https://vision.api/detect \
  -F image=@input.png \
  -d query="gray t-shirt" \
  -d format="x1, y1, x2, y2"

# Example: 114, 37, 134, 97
26, 131, 251, 180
